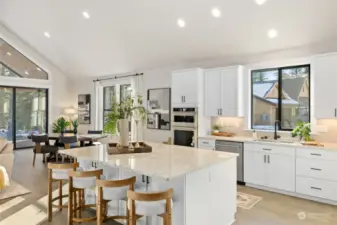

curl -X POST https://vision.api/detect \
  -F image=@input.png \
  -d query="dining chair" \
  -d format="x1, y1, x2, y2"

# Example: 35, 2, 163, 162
59, 136, 79, 163
88, 130, 103, 134
31, 135, 59, 167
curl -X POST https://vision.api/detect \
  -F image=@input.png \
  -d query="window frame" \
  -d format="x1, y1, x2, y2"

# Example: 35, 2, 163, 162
250, 64, 311, 131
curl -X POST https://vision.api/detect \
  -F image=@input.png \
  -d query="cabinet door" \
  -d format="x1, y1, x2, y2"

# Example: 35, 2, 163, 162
171, 72, 185, 105
314, 54, 337, 119
181, 70, 199, 105
244, 151, 267, 186
220, 67, 239, 117
267, 154, 295, 192
204, 70, 222, 116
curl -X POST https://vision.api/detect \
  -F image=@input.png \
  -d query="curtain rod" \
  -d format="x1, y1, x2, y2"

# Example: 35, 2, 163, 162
93, 73, 143, 82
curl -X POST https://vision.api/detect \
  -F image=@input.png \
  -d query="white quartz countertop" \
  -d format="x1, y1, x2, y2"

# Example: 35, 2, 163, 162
199, 136, 337, 151
59, 142, 237, 180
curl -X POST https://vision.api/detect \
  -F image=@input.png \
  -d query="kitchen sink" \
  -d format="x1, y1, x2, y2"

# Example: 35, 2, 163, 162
256, 139, 296, 144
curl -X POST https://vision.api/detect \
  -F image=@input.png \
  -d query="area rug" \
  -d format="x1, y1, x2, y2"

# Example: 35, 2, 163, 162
0, 181, 30, 201
237, 192, 262, 209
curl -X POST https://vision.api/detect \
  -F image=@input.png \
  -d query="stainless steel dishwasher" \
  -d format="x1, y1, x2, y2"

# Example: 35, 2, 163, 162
215, 140, 244, 183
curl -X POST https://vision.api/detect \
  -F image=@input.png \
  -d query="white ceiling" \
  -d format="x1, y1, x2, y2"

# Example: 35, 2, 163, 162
0, 0, 337, 77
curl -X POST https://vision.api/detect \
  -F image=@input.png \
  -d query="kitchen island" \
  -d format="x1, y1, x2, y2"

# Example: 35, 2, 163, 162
59, 142, 238, 225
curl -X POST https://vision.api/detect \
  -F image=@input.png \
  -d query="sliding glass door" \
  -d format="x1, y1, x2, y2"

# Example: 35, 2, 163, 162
0, 87, 13, 141
0, 86, 48, 149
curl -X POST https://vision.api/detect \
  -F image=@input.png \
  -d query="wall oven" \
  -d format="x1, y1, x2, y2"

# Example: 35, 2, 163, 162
172, 108, 197, 147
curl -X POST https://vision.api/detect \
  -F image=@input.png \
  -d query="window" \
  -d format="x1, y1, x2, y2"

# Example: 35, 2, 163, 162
251, 65, 310, 131
120, 84, 132, 101
103, 86, 116, 127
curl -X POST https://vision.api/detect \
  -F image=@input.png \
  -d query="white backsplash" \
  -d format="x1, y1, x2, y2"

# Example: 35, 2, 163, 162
211, 117, 337, 143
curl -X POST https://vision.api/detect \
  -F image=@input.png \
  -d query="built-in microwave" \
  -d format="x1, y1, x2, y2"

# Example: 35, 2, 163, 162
172, 108, 198, 147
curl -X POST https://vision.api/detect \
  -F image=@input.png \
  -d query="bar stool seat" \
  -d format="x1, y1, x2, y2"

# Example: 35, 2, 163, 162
73, 176, 97, 189
103, 186, 129, 200
128, 198, 173, 216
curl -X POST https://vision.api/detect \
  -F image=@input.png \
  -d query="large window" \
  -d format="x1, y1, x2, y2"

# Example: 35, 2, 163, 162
251, 65, 310, 131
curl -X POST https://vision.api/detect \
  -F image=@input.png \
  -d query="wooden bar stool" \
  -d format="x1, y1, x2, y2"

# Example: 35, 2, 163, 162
127, 188, 174, 225
68, 169, 103, 225
47, 162, 79, 222
96, 176, 136, 225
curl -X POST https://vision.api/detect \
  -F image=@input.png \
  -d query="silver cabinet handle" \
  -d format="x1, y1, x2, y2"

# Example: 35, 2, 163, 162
311, 187, 322, 191
202, 141, 209, 144
183, 96, 186, 102
335, 108, 336, 117
267, 155, 270, 164
310, 153, 322, 156
263, 148, 272, 151
310, 168, 322, 171
264, 155, 266, 163
220, 108, 222, 115
181, 96, 183, 103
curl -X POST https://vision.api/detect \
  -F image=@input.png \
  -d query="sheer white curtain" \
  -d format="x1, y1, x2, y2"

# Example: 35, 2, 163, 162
131, 74, 144, 141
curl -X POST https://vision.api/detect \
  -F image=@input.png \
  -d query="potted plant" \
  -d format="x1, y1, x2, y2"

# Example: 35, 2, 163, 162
103, 95, 147, 146
212, 124, 220, 133
71, 119, 79, 134
292, 122, 312, 141
52, 117, 70, 134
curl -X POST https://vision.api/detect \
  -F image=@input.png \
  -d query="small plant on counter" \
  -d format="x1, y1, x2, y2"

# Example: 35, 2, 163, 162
291, 122, 312, 141
52, 117, 71, 134
212, 124, 220, 133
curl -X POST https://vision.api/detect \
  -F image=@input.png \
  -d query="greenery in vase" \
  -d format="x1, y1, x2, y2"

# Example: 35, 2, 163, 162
291, 122, 312, 141
52, 117, 71, 133
103, 95, 147, 135
71, 119, 79, 133
212, 124, 220, 131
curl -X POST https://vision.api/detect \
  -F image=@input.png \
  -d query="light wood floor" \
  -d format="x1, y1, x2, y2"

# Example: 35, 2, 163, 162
1, 149, 337, 225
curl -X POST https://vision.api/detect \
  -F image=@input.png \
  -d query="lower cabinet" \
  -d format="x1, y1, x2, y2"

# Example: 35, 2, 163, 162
244, 146, 295, 192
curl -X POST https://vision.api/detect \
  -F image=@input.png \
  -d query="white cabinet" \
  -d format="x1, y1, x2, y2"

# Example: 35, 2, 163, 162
204, 66, 243, 117
244, 143, 295, 192
314, 53, 337, 119
244, 151, 267, 186
197, 138, 215, 150
172, 68, 203, 107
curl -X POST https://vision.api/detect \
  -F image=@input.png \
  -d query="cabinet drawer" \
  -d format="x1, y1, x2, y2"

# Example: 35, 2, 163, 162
297, 147, 337, 161
296, 176, 337, 201
198, 139, 215, 148
296, 158, 337, 181
245, 143, 295, 156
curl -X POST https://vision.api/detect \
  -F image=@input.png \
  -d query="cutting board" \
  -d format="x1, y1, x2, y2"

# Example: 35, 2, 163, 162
212, 132, 234, 137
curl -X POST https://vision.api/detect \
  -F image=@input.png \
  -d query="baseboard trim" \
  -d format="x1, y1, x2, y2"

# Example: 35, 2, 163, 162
246, 183, 337, 206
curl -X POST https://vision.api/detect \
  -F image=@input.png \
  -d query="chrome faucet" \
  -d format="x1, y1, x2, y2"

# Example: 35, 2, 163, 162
274, 120, 279, 140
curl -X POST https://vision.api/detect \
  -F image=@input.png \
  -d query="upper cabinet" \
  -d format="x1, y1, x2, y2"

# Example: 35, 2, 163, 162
313, 53, 337, 119
204, 66, 243, 117
171, 68, 203, 107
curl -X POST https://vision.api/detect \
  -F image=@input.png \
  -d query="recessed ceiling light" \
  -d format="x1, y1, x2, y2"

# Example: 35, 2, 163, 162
24, 71, 29, 75
268, 29, 278, 38
44, 32, 51, 38
82, 11, 90, 19
37, 67, 42, 71
6, 52, 11, 56
211, 8, 221, 18
177, 18, 186, 28
255, 0, 267, 5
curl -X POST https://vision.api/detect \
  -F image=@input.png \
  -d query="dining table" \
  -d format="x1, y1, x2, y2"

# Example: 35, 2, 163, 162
44, 133, 108, 162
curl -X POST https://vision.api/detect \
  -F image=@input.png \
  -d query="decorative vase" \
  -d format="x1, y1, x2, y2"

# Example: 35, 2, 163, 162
119, 119, 129, 147
74, 128, 78, 134
60, 128, 65, 135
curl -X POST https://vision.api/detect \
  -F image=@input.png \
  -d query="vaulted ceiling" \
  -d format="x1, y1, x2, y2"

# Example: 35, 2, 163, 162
0, 0, 337, 77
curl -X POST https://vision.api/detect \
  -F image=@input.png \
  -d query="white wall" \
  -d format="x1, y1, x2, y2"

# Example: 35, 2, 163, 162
0, 24, 72, 132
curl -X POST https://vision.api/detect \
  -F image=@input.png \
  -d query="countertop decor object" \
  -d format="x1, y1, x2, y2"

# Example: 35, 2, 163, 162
301, 141, 324, 147
212, 132, 234, 137
107, 142, 152, 155
292, 122, 312, 141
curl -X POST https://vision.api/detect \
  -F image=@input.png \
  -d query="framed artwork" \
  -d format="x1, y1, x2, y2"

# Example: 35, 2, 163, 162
78, 94, 91, 124
147, 88, 171, 130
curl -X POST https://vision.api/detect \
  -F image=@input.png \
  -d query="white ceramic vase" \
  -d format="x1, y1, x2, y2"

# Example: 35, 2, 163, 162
119, 119, 129, 147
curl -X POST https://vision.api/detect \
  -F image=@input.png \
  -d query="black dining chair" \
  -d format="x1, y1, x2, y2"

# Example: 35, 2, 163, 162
87, 130, 103, 134
31, 135, 59, 167
59, 136, 79, 163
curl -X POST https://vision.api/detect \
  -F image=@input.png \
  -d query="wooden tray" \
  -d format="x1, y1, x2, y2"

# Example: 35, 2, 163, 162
107, 142, 152, 155
301, 141, 324, 147
212, 132, 234, 137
